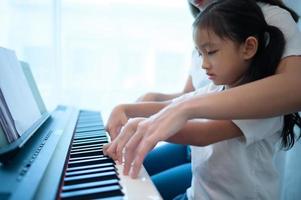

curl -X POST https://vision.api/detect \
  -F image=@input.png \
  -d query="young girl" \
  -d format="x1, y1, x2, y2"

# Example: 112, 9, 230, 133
104, 0, 301, 199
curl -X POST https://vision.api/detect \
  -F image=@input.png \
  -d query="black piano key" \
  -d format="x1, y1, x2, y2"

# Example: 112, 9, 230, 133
69, 155, 104, 162
63, 171, 118, 185
70, 151, 104, 159
76, 126, 104, 133
71, 140, 108, 147
70, 143, 104, 153
62, 179, 119, 192
74, 130, 105, 135
74, 133, 106, 141
66, 163, 114, 172
61, 185, 123, 200
74, 135, 104, 141
76, 122, 105, 129
71, 144, 102, 152
70, 149, 103, 156
73, 137, 107, 143
78, 115, 101, 120
65, 166, 115, 177
68, 157, 113, 168
74, 135, 106, 141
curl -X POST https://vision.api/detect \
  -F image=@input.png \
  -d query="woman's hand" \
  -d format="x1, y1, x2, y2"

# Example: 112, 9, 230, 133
103, 117, 146, 162
105, 105, 128, 140
120, 101, 189, 178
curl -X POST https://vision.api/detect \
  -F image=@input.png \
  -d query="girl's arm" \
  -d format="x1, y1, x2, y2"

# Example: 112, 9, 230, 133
122, 101, 169, 118
106, 76, 194, 139
136, 76, 194, 102
167, 119, 243, 146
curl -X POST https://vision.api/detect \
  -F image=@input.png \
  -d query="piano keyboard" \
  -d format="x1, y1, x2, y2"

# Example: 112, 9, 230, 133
57, 111, 162, 200
58, 111, 123, 199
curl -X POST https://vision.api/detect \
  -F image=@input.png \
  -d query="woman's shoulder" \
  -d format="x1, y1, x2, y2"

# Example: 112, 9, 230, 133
258, 2, 293, 24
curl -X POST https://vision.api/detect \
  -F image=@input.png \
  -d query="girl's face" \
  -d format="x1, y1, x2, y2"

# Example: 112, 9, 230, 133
194, 27, 251, 88
188, 0, 211, 10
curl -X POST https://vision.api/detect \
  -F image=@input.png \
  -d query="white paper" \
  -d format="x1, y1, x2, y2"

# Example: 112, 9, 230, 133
0, 47, 41, 136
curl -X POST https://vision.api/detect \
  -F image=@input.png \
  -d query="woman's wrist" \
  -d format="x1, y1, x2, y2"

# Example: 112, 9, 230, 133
178, 100, 194, 121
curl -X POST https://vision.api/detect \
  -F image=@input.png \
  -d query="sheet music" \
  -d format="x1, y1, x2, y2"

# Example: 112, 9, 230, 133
0, 47, 41, 137
0, 88, 19, 142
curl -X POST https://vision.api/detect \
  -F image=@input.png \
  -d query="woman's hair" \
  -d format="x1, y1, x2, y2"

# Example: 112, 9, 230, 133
193, 0, 301, 149
188, 0, 299, 22
188, 3, 201, 18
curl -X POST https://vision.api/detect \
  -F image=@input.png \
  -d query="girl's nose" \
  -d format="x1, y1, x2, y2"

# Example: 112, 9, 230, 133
201, 56, 210, 70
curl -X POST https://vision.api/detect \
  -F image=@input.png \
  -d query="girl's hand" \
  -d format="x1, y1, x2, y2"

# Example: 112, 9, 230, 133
122, 102, 189, 178
105, 105, 128, 140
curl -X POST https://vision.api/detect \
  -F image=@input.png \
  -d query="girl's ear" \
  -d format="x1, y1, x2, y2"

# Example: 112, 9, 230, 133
242, 36, 258, 60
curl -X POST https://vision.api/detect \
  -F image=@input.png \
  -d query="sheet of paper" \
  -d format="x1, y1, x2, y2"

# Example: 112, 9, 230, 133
0, 47, 41, 136
0, 88, 19, 142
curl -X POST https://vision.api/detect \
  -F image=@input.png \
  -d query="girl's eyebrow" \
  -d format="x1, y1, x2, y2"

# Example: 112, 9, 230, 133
200, 42, 216, 48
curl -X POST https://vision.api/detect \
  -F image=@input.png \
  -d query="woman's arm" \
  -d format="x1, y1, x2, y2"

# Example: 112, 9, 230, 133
117, 56, 301, 178
167, 119, 243, 146
185, 56, 301, 119
104, 118, 242, 175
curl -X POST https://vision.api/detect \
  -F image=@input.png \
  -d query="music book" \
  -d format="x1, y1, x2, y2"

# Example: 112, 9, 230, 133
0, 47, 42, 143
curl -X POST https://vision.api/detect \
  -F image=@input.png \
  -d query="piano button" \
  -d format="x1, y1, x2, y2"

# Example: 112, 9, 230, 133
62, 179, 119, 192
60, 185, 123, 200
66, 162, 114, 172
65, 166, 115, 177
63, 171, 118, 185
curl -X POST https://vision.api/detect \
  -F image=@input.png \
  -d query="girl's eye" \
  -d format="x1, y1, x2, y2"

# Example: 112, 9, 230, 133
207, 50, 218, 55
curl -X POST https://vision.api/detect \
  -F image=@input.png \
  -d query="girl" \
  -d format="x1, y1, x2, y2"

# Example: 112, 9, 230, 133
105, 0, 301, 199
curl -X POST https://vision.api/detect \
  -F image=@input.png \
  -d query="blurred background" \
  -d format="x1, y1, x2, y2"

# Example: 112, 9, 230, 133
0, 0, 301, 119
0, 0, 300, 121
0, 0, 194, 121
0, 1, 301, 199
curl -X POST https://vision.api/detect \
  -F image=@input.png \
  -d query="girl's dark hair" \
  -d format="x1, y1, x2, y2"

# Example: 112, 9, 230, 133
188, 0, 299, 22
193, 0, 301, 149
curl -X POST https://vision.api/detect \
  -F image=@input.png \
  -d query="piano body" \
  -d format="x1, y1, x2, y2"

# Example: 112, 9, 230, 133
0, 106, 162, 200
